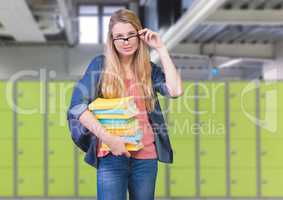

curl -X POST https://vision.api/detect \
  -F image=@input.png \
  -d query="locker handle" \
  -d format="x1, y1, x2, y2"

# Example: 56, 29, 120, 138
230, 122, 236, 127
261, 180, 267, 184
261, 151, 267, 156
231, 150, 237, 155
49, 179, 54, 183
18, 178, 24, 184
18, 150, 23, 155
170, 180, 176, 185
200, 179, 206, 184
48, 150, 54, 155
17, 92, 23, 98
48, 121, 54, 126
79, 179, 85, 184
200, 150, 207, 155
231, 179, 237, 184
230, 93, 236, 98
18, 121, 23, 127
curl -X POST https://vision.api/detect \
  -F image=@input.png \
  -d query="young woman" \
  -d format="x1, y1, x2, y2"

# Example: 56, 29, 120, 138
68, 9, 183, 200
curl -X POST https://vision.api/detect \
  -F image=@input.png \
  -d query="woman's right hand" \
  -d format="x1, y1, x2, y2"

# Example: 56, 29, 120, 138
103, 135, 133, 157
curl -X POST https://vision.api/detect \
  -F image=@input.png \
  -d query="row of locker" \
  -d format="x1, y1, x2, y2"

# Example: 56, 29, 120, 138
1, 81, 283, 113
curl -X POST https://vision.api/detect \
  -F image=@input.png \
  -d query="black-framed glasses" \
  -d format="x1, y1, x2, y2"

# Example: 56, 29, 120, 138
113, 34, 141, 44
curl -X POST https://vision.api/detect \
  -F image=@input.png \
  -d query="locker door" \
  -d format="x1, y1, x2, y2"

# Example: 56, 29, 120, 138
200, 168, 226, 197
155, 163, 165, 197
48, 113, 69, 140
230, 140, 256, 168
199, 112, 226, 139
198, 82, 225, 113
48, 167, 74, 196
48, 140, 74, 167
261, 169, 283, 197
171, 139, 195, 167
168, 113, 195, 139
199, 139, 226, 168
230, 168, 256, 197
170, 167, 196, 197
17, 114, 44, 139
17, 81, 44, 111
0, 168, 13, 196
78, 151, 97, 197
168, 82, 195, 114
260, 111, 283, 140
261, 139, 283, 168
17, 167, 44, 196
0, 111, 13, 139
0, 140, 13, 168
0, 81, 13, 110
229, 82, 256, 113
17, 140, 44, 167
230, 112, 256, 139
48, 81, 75, 114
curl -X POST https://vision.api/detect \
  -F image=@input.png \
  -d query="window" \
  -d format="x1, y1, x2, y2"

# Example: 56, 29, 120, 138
79, 5, 126, 44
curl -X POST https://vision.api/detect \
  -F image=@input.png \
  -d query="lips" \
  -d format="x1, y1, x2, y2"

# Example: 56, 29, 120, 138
123, 47, 132, 51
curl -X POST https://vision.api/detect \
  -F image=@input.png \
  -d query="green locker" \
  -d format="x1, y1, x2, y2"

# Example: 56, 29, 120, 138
260, 82, 283, 112
48, 81, 75, 114
260, 111, 283, 140
261, 169, 283, 197
230, 139, 256, 168
198, 82, 225, 113
78, 151, 97, 197
0, 140, 13, 167
199, 112, 226, 139
48, 113, 69, 140
230, 112, 256, 139
261, 139, 283, 168
168, 113, 195, 139
17, 81, 44, 111
48, 167, 74, 196
171, 139, 195, 167
170, 167, 195, 197
17, 114, 44, 139
199, 139, 226, 168
168, 82, 194, 115
155, 163, 165, 197
0, 168, 13, 196
48, 140, 74, 167
0, 111, 13, 139
17, 167, 44, 196
200, 168, 226, 197
17, 140, 44, 167
230, 168, 256, 197
229, 82, 256, 112
0, 81, 13, 110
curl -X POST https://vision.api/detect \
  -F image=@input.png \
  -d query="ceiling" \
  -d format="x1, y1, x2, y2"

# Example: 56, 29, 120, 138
0, 0, 282, 49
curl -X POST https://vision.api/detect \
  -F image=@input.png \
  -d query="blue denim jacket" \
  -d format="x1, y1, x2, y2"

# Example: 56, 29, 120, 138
67, 55, 175, 168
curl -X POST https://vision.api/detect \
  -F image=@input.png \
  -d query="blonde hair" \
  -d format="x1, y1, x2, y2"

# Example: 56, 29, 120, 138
101, 9, 155, 112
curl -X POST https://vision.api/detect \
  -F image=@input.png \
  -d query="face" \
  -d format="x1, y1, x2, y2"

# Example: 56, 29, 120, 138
112, 22, 139, 57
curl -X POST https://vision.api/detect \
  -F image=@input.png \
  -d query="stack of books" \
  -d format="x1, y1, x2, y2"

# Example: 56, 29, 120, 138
88, 96, 143, 151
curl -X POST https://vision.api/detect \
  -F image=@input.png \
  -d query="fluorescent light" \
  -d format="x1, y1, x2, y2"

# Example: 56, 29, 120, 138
218, 58, 243, 68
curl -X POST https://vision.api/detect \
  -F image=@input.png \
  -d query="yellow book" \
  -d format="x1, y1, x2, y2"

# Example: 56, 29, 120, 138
88, 96, 135, 110
100, 143, 144, 151
106, 127, 139, 136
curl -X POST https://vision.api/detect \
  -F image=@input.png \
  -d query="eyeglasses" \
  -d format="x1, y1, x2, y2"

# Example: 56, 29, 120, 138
113, 34, 140, 45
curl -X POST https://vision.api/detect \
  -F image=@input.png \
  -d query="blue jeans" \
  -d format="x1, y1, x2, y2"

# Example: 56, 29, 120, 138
97, 153, 158, 200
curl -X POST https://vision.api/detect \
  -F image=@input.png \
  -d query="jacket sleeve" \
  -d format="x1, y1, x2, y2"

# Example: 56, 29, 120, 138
151, 62, 173, 98
68, 56, 103, 120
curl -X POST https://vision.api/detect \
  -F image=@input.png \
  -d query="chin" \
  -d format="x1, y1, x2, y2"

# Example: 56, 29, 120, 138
120, 50, 136, 56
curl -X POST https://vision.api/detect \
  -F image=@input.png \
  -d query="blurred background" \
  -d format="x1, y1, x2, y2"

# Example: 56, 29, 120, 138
1, 0, 283, 199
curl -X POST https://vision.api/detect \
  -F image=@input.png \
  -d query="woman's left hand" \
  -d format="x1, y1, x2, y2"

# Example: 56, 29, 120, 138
138, 28, 165, 50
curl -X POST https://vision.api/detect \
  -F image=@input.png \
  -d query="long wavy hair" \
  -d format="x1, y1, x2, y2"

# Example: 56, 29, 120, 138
101, 9, 155, 112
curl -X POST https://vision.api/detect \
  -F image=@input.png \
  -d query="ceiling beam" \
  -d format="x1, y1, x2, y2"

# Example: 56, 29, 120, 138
0, 0, 46, 42
57, 0, 78, 46
172, 43, 274, 59
151, 0, 226, 62
204, 9, 283, 26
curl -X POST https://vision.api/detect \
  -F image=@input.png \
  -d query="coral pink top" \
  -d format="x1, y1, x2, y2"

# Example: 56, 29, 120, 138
96, 78, 157, 159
